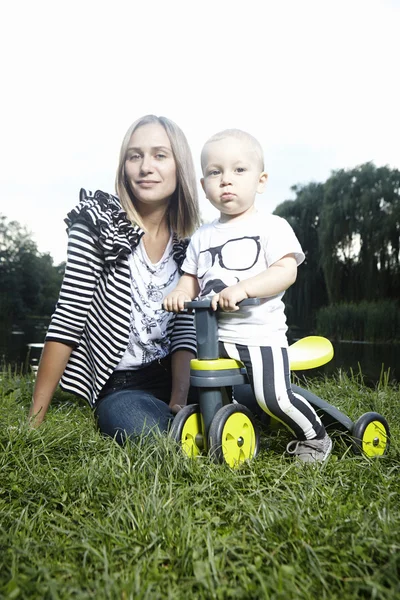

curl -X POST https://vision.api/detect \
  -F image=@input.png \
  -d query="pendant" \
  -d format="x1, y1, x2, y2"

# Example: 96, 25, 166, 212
148, 289, 164, 302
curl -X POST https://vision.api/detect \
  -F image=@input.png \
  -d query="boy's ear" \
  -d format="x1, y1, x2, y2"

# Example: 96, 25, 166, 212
257, 172, 268, 194
200, 178, 206, 193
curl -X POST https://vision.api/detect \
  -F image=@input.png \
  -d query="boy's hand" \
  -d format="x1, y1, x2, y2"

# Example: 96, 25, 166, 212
163, 290, 192, 312
211, 284, 248, 312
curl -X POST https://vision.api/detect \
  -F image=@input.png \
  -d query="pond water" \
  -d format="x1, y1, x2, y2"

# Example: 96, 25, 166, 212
1, 320, 399, 386
294, 340, 400, 386
0, 319, 49, 373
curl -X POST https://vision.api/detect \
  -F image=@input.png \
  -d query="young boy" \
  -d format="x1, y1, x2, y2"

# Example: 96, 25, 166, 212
163, 129, 332, 463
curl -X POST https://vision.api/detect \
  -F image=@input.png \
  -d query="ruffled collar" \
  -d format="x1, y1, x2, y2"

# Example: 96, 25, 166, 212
66, 189, 189, 267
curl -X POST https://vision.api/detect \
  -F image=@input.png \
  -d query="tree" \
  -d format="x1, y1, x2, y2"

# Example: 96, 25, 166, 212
274, 183, 328, 329
274, 163, 400, 330
0, 215, 64, 321
319, 163, 400, 304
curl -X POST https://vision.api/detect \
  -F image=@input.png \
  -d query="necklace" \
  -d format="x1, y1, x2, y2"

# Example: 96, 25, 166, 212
140, 237, 173, 274
139, 250, 173, 276
132, 248, 178, 304
136, 241, 176, 302
147, 270, 178, 302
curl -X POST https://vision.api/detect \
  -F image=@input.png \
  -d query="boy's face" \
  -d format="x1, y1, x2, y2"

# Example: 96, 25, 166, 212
201, 137, 267, 222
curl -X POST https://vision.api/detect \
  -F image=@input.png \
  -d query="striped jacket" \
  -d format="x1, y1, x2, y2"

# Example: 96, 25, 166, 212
46, 189, 196, 407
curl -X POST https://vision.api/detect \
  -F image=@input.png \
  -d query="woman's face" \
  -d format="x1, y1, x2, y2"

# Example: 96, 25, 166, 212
125, 122, 177, 207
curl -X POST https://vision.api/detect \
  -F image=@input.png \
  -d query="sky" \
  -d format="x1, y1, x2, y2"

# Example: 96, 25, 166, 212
1, 0, 399, 264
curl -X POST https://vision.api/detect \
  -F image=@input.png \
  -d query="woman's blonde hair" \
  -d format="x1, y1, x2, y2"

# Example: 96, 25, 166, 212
116, 115, 200, 239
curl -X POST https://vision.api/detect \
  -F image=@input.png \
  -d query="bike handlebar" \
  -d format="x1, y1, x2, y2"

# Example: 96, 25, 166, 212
184, 298, 261, 310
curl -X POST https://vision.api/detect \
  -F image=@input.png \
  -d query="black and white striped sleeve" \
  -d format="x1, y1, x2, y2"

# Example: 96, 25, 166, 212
46, 222, 104, 346
169, 312, 197, 355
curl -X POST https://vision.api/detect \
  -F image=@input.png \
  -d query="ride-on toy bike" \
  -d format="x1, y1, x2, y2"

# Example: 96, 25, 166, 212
170, 299, 390, 467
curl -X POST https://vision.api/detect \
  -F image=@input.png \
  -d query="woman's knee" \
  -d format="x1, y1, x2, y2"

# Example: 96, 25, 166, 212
95, 390, 173, 444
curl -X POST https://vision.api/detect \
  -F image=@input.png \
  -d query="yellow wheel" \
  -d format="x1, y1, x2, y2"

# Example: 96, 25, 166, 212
169, 404, 206, 458
352, 412, 390, 457
208, 404, 259, 468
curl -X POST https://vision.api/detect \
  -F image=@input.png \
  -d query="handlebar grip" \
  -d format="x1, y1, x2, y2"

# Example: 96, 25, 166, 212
237, 298, 261, 306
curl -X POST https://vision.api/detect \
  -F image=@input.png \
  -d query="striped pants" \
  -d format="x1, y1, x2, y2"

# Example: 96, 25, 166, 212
220, 342, 325, 441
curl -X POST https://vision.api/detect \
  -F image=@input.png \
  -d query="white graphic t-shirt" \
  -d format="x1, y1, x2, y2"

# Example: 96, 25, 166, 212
182, 211, 305, 347
116, 236, 179, 369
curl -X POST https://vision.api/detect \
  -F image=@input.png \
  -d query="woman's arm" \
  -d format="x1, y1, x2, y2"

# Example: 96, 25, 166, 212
45, 222, 104, 346
29, 341, 73, 426
168, 307, 197, 412
29, 221, 104, 424
169, 349, 195, 412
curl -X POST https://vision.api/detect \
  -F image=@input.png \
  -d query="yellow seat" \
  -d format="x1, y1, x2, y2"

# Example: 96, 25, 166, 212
190, 336, 334, 374
288, 336, 334, 370
190, 358, 244, 371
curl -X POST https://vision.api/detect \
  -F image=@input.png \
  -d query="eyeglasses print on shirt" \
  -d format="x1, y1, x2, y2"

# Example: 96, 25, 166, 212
198, 236, 261, 279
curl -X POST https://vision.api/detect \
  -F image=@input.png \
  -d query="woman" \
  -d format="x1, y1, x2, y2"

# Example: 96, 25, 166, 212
29, 115, 200, 444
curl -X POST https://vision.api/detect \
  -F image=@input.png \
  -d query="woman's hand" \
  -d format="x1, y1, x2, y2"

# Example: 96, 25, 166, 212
29, 341, 73, 427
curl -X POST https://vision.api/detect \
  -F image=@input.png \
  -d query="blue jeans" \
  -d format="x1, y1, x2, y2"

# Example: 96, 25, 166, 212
94, 358, 174, 445
95, 389, 174, 445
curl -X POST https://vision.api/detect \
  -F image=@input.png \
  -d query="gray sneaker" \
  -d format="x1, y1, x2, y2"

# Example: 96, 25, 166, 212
286, 433, 332, 463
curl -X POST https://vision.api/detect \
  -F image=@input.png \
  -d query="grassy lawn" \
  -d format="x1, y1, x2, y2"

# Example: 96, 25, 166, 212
1, 368, 399, 599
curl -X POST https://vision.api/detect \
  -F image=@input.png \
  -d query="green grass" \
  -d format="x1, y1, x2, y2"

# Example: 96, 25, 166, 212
1, 368, 399, 599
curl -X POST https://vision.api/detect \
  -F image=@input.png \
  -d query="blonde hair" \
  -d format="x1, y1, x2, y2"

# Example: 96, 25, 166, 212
201, 128, 265, 172
116, 115, 200, 239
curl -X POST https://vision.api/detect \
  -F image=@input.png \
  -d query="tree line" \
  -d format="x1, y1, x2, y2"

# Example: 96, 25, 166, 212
0, 215, 65, 323
1, 161, 399, 339
274, 162, 400, 339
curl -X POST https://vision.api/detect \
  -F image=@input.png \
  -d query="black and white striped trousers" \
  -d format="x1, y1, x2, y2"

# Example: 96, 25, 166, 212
220, 342, 325, 441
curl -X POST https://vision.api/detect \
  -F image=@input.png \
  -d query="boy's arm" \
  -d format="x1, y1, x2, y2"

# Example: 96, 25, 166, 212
212, 254, 298, 311
240, 254, 298, 297
163, 273, 200, 312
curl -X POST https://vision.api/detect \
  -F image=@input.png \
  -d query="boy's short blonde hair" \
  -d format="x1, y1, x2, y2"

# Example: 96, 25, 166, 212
201, 128, 265, 172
